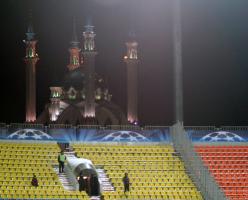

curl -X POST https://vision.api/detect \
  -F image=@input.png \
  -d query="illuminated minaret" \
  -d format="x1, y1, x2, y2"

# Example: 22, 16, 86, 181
67, 18, 80, 71
23, 18, 39, 122
124, 32, 139, 124
82, 22, 97, 117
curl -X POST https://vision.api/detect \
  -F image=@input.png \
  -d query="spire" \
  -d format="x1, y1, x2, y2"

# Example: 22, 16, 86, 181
125, 30, 138, 60
85, 17, 94, 32
128, 30, 136, 42
26, 10, 35, 41
86, 16, 92, 26
67, 17, 81, 71
70, 17, 79, 47
84, 24, 94, 33
83, 17, 96, 51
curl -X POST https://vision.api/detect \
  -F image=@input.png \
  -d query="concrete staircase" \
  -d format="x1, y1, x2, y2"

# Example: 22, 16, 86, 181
60, 145, 114, 199
96, 168, 115, 192
64, 147, 102, 200
53, 165, 77, 191
53, 146, 79, 191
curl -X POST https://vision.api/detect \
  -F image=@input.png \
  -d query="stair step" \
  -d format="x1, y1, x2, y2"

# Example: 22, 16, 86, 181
102, 186, 114, 189
96, 167, 115, 192
99, 177, 109, 180
53, 166, 76, 191
90, 196, 101, 200
102, 184, 113, 187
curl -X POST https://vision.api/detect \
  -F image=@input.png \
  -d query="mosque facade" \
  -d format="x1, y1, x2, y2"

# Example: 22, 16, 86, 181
23, 19, 139, 125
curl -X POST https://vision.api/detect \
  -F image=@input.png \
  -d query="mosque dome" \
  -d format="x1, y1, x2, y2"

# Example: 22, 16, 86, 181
64, 68, 85, 91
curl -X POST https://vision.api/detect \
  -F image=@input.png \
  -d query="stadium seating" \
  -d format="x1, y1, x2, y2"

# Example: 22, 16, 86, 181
195, 145, 248, 200
73, 143, 203, 199
0, 141, 89, 199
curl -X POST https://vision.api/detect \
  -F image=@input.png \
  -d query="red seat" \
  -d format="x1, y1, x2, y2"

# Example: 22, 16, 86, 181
195, 145, 248, 199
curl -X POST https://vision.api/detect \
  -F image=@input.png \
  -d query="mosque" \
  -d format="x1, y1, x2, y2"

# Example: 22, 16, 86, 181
23, 19, 139, 125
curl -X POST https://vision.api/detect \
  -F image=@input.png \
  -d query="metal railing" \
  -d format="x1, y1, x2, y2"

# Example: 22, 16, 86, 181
77, 125, 102, 129
143, 125, 170, 130
1, 122, 248, 132
0, 123, 6, 128
9, 123, 44, 129
184, 126, 215, 131
105, 125, 141, 130
48, 124, 73, 129
170, 122, 227, 200
221, 126, 248, 131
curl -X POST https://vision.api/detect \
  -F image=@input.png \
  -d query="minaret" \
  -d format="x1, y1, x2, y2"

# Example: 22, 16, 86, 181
67, 18, 81, 71
82, 22, 97, 117
124, 31, 139, 124
23, 17, 39, 122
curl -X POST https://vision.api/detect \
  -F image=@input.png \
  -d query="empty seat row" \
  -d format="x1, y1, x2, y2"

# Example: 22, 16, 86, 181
195, 145, 248, 200
73, 143, 203, 199
0, 141, 89, 199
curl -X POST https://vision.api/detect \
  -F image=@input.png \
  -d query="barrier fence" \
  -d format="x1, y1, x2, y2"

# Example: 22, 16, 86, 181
170, 122, 227, 200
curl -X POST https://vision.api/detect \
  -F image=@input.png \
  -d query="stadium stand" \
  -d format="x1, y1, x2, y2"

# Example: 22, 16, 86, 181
0, 141, 89, 199
73, 143, 203, 199
195, 145, 248, 200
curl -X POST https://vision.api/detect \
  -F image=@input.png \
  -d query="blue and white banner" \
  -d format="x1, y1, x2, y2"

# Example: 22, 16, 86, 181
0, 128, 52, 140
187, 130, 248, 142
77, 129, 170, 142
0, 127, 170, 142
48, 128, 76, 142
1, 127, 247, 143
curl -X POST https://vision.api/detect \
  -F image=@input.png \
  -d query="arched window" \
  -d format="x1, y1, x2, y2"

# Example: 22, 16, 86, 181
28, 48, 34, 58
72, 56, 79, 65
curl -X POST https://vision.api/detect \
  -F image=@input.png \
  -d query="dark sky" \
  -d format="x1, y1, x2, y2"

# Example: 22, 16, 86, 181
1, 0, 248, 126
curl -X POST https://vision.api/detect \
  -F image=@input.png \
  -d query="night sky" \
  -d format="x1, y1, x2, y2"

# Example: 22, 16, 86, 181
1, 0, 248, 126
